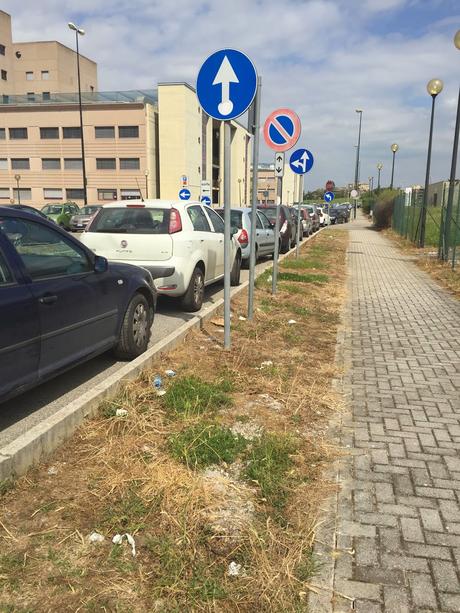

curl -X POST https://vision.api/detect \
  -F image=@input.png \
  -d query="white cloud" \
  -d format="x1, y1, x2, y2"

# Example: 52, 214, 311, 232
3, 0, 458, 189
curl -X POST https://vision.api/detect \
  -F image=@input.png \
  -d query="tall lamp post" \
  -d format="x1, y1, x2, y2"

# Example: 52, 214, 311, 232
377, 163, 383, 191
68, 22, 88, 205
442, 30, 460, 261
144, 169, 149, 199
390, 144, 399, 189
419, 78, 444, 248
14, 174, 21, 204
354, 109, 363, 220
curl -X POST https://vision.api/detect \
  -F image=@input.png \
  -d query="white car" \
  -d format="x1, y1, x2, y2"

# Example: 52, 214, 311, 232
316, 206, 331, 227
80, 200, 242, 312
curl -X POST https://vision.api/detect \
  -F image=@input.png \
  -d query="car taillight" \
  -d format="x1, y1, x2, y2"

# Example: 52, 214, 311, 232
169, 208, 182, 234
238, 229, 249, 246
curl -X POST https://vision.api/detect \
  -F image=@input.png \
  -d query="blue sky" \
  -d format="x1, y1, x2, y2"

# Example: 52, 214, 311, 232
4, 0, 459, 190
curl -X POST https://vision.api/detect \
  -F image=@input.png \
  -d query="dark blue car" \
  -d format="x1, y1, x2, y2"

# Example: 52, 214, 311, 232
0, 208, 157, 403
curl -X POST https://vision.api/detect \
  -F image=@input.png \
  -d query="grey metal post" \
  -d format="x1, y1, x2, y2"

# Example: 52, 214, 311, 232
419, 95, 437, 248
223, 122, 231, 349
296, 174, 303, 258
75, 31, 88, 205
271, 177, 282, 295
248, 77, 261, 320
443, 85, 460, 261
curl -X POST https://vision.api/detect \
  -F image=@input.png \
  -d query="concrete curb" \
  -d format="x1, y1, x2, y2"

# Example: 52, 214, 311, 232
0, 229, 324, 480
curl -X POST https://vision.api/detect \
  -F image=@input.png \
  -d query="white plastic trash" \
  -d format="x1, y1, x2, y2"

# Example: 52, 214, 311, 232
88, 532, 105, 543
165, 369, 176, 377
115, 408, 128, 417
112, 533, 136, 557
287, 320, 297, 325
228, 561, 243, 576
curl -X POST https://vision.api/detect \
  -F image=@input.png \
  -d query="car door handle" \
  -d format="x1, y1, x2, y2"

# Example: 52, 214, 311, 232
38, 294, 58, 305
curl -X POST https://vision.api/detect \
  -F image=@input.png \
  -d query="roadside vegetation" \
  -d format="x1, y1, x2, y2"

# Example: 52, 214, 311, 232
0, 230, 348, 612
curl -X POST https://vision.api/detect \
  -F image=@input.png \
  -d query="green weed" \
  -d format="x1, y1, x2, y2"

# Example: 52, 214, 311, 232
99, 485, 158, 533
294, 548, 322, 581
0, 478, 15, 497
278, 272, 329, 284
281, 258, 327, 271
168, 423, 248, 468
0, 553, 24, 588
163, 375, 233, 418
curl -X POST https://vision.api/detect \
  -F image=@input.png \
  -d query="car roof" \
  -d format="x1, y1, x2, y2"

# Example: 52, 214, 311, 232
101, 199, 202, 209
0, 207, 57, 222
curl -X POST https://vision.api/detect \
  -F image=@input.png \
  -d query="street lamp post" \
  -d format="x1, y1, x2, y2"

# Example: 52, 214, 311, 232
144, 169, 149, 199
68, 22, 88, 205
14, 174, 21, 204
419, 78, 444, 248
354, 109, 363, 220
377, 162, 383, 191
442, 30, 460, 261
390, 144, 399, 190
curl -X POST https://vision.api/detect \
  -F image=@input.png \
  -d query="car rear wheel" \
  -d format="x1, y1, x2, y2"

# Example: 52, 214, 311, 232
230, 253, 241, 286
181, 266, 205, 312
114, 293, 152, 359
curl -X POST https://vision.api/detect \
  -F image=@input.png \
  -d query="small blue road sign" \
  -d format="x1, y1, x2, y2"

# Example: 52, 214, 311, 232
196, 49, 257, 121
324, 191, 335, 203
289, 148, 314, 174
201, 195, 211, 206
179, 188, 191, 201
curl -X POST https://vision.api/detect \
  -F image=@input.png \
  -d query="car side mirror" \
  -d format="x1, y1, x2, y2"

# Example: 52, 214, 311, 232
94, 255, 108, 273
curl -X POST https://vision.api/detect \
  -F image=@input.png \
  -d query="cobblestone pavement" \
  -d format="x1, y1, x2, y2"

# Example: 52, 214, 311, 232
311, 217, 460, 612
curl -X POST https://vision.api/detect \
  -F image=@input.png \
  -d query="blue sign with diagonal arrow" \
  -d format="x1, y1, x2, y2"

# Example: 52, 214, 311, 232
289, 148, 314, 174
196, 49, 257, 121
324, 191, 335, 203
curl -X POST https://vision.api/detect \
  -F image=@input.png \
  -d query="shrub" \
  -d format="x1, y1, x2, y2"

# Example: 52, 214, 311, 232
373, 189, 399, 229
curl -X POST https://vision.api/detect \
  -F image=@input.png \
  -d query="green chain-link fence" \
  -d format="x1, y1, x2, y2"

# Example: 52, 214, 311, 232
392, 188, 460, 269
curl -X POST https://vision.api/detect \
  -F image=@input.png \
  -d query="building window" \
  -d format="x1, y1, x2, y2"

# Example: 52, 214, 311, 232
64, 158, 83, 170
43, 92, 50, 101
120, 189, 141, 200
9, 128, 28, 139
95, 126, 115, 139
1, 70, 7, 81
0, 128, 4, 140
40, 127, 59, 139
43, 188, 63, 200
26, 71, 34, 81
0, 44, 5, 56
63, 126, 81, 139
1, 96, 7, 104
66, 188, 85, 200
13, 188, 32, 201
0, 159, 7, 170
41, 70, 49, 80
27, 92, 35, 101
42, 158, 61, 170
11, 159, 30, 170
119, 126, 139, 138
96, 158, 116, 170
97, 188, 117, 201
119, 158, 140, 170
0, 188, 9, 199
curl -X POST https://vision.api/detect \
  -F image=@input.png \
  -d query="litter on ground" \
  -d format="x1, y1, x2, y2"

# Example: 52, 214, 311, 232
112, 533, 136, 557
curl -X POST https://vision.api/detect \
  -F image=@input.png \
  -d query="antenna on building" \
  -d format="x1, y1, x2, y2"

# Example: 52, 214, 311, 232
135, 177, 145, 202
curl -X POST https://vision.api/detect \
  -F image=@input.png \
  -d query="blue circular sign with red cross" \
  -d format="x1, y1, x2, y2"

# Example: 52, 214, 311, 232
263, 108, 301, 152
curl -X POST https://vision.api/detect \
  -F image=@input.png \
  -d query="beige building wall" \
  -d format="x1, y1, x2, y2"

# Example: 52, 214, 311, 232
0, 100, 157, 206
257, 163, 299, 205
0, 11, 97, 96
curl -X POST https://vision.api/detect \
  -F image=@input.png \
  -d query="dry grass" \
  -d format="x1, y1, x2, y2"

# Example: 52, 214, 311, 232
0, 230, 348, 612
384, 229, 460, 299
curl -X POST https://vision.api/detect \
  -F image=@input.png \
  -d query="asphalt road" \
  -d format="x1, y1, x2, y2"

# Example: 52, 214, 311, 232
0, 261, 269, 447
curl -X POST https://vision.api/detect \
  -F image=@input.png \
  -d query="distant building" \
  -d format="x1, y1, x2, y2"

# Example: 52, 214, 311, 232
427, 180, 460, 207
256, 163, 299, 205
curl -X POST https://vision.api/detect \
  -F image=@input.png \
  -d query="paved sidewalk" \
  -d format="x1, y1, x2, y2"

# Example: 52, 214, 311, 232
313, 216, 460, 612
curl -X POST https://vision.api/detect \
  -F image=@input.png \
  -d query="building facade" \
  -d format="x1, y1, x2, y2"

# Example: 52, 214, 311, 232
0, 11, 97, 98
257, 163, 300, 205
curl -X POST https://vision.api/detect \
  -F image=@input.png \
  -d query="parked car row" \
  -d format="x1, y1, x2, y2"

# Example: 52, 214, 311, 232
329, 203, 351, 224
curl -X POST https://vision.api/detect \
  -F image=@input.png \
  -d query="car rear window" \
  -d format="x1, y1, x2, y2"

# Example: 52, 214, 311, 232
87, 207, 170, 234
258, 207, 278, 222
42, 205, 63, 215
80, 206, 100, 215
215, 209, 243, 229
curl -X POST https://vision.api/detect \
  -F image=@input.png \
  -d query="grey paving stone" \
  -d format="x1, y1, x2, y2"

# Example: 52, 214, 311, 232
408, 573, 438, 609
383, 586, 411, 613
431, 560, 460, 593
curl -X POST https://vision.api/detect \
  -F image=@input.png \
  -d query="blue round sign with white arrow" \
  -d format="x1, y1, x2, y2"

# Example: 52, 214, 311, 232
289, 148, 314, 174
196, 49, 257, 121
179, 188, 191, 201
201, 195, 211, 206
324, 191, 335, 203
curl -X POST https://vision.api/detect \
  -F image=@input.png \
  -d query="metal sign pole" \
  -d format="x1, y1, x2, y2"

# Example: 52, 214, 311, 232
248, 77, 261, 320
272, 176, 282, 295
296, 174, 304, 259
224, 121, 231, 349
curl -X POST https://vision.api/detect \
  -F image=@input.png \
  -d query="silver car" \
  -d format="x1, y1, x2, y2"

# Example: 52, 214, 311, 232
69, 205, 102, 232
215, 207, 276, 266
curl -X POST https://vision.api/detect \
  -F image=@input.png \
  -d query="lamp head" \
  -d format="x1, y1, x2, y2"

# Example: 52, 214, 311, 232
454, 29, 460, 51
426, 78, 443, 97
377, 162, 383, 170
391, 143, 399, 153
68, 22, 85, 35
144, 169, 149, 177
14, 174, 21, 181
355, 108, 363, 114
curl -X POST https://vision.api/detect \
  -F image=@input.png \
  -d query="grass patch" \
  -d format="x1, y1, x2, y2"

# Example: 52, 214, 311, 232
281, 258, 327, 271
168, 423, 248, 468
289, 305, 311, 317
163, 375, 233, 418
255, 269, 272, 289
99, 485, 158, 533
0, 478, 15, 497
279, 282, 308, 295
0, 553, 24, 588
294, 548, 322, 581
244, 434, 298, 511
279, 271, 329, 284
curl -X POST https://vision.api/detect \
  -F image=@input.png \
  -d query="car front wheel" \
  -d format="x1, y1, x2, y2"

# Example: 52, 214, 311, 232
114, 293, 152, 359
230, 253, 241, 286
181, 266, 205, 312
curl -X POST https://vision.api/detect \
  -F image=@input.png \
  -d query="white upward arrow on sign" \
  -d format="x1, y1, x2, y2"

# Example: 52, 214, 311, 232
213, 55, 239, 116
292, 150, 309, 173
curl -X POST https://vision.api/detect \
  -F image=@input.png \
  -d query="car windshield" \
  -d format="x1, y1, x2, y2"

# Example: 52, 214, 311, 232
42, 205, 63, 215
88, 207, 170, 234
215, 209, 243, 229
258, 207, 277, 222
80, 206, 101, 215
